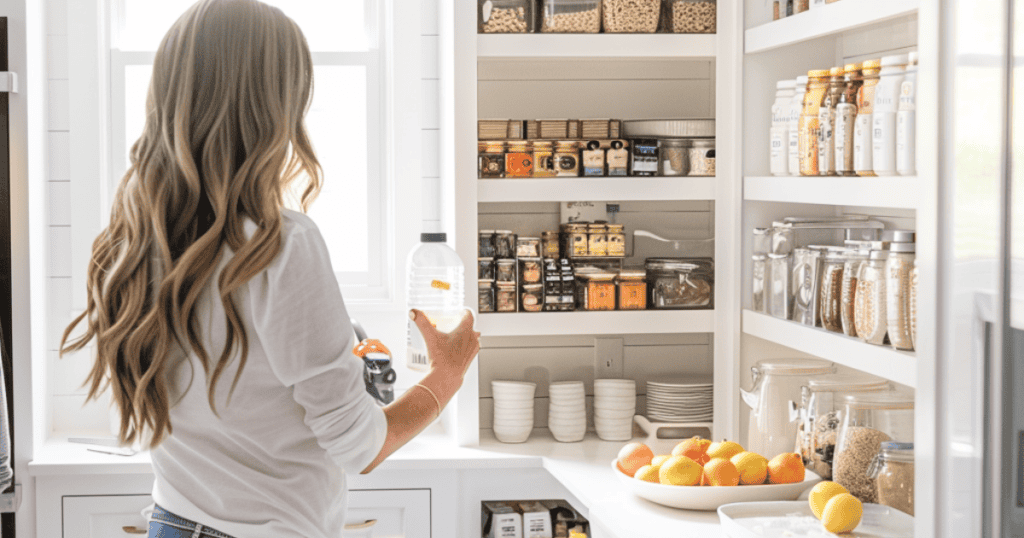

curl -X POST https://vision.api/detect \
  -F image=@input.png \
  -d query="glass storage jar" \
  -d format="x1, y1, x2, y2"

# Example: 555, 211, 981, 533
478, 281, 495, 313
819, 249, 846, 333
520, 258, 543, 284
791, 247, 823, 327
479, 0, 535, 33
496, 284, 518, 312
867, 442, 915, 515
854, 249, 889, 345
841, 249, 869, 337
496, 259, 517, 284
910, 259, 918, 349
768, 252, 792, 320
659, 138, 687, 176
799, 69, 830, 176
505, 141, 533, 178
662, 0, 717, 33
687, 139, 716, 176
606, 224, 626, 257
542, 231, 561, 258
886, 242, 915, 351
576, 271, 617, 311
833, 391, 914, 503
479, 258, 495, 280
494, 230, 516, 259
616, 269, 647, 310
532, 141, 557, 177
855, 59, 882, 176
542, 0, 602, 33
479, 230, 496, 258
582, 140, 606, 176
606, 140, 630, 176
835, 63, 864, 176
630, 139, 659, 176
817, 66, 844, 176
516, 237, 541, 258
793, 374, 891, 480
742, 359, 835, 461
562, 223, 589, 257
752, 254, 768, 314
479, 141, 505, 178
752, 227, 771, 255
554, 141, 581, 177
602, 0, 660, 33
587, 223, 608, 257
645, 258, 715, 309
522, 283, 544, 312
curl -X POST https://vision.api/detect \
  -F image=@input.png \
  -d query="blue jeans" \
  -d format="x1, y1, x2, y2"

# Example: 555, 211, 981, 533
148, 505, 235, 538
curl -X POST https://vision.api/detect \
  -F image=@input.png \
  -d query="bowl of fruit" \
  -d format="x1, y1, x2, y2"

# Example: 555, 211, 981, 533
612, 437, 822, 511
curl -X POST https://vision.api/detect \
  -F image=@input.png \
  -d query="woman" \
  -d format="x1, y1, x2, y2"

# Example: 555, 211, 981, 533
59, 1, 480, 537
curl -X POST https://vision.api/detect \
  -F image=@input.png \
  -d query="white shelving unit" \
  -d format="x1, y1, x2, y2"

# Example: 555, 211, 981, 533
744, 175, 919, 209
744, 0, 920, 54
478, 177, 716, 203
478, 310, 715, 337
478, 34, 717, 58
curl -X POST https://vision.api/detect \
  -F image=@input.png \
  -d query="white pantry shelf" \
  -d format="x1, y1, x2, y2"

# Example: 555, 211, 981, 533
478, 310, 714, 337
477, 34, 717, 58
745, 0, 919, 54
478, 177, 715, 203
742, 310, 916, 388
744, 175, 918, 209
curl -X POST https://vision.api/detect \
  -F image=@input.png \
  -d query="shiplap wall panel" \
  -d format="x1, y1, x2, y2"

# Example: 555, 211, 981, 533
47, 0, 67, 36
422, 80, 440, 129
422, 176, 442, 222
48, 131, 70, 179
47, 34, 69, 79
48, 80, 70, 131
420, 0, 439, 35
48, 181, 71, 226
421, 36, 440, 79
479, 80, 713, 121
54, 346, 92, 396
421, 129, 441, 177
47, 277, 72, 351
47, 227, 72, 277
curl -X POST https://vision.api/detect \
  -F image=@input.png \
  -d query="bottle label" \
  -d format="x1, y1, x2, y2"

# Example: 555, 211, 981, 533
770, 127, 788, 175
899, 80, 916, 111
799, 115, 819, 175
854, 113, 873, 173
407, 319, 430, 370
896, 110, 916, 175
818, 106, 835, 175
835, 104, 857, 173
872, 112, 897, 174
788, 127, 800, 175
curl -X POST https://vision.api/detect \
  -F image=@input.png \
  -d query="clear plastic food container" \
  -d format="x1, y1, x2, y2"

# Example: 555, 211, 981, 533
542, 0, 602, 33
645, 258, 714, 309
602, 0, 661, 33
661, 0, 717, 33
479, 0, 535, 33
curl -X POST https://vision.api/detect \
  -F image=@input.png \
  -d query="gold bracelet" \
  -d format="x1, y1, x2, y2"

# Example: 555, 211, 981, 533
415, 383, 442, 418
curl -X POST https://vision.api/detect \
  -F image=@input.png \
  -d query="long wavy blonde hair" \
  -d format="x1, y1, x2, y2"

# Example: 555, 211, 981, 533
60, 0, 322, 448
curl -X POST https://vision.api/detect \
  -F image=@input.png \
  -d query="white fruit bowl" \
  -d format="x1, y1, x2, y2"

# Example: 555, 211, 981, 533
611, 460, 822, 511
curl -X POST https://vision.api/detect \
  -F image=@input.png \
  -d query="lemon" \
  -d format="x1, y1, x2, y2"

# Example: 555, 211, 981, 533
809, 481, 850, 520
658, 455, 702, 486
634, 464, 662, 483
731, 451, 769, 485
651, 454, 671, 467
821, 493, 863, 533
706, 440, 744, 461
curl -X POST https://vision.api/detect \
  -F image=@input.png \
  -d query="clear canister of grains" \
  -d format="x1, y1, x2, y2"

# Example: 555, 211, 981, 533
910, 259, 918, 349
841, 249, 869, 337
799, 70, 830, 176
835, 63, 864, 176
479, 0, 535, 33
768, 252, 792, 321
868, 442, 915, 516
753, 254, 768, 314
819, 249, 847, 333
886, 242, 916, 351
854, 249, 889, 345
542, 0, 602, 33
833, 391, 914, 503
532, 141, 557, 178
688, 138, 716, 176
659, 138, 688, 176
791, 248, 823, 327
662, 0, 717, 33
601, 0, 660, 33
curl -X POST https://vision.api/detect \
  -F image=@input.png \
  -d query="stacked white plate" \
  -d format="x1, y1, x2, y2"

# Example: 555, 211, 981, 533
492, 381, 536, 443
594, 379, 637, 441
547, 381, 586, 443
645, 377, 713, 423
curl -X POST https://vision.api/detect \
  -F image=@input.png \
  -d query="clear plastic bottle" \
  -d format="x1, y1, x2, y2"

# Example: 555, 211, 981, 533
872, 54, 909, 176
854, 250, 889, 346
788, 76, 808, 176
407, 233, 467, 371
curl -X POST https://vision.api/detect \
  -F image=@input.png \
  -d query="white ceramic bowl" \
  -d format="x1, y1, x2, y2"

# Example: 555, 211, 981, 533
494, 426, 532, 443
594, 400, 636, 410
550, 428, 586, 443
594, 395, 636, 405
549, 393, 586, 403
492, 380, 537, 390
548, 417, 586, 427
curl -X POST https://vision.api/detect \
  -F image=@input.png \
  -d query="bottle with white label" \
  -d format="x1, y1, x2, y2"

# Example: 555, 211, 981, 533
854, 59, 881, 176
770, 80, 796, 176
897, 52, 918, 176
871, 54, 908, 176
788, 76, 808, 177
835, 63, 864, 176
817, 67, 844, 176
407, 233, 467, 371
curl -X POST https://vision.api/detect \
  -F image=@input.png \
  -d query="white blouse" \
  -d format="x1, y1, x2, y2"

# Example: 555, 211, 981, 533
149, 209, 388, 538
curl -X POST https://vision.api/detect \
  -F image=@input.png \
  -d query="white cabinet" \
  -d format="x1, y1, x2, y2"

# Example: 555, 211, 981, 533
62, 495, 152, 538
347, 489, 431, 538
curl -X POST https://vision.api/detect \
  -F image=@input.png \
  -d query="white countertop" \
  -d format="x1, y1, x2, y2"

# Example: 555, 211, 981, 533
29, 429, 724, 537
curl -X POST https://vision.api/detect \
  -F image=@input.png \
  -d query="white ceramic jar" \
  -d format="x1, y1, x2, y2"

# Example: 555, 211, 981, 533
871, 54, 909, 176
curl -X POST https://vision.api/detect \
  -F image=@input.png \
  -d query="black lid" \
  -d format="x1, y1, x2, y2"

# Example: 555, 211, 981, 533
421, 233, 447, 243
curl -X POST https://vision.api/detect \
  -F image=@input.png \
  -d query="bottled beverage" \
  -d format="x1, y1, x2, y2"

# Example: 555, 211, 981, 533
835, 63, 864, 176
872, 54, 909, 176
407, 233, 467, 371
799, 70, 830, 176
788, 76, 808, 176
817, 67, 844, 176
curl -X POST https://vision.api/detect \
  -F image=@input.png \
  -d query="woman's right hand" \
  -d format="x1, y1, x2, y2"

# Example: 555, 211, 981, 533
409, 309, 480, 380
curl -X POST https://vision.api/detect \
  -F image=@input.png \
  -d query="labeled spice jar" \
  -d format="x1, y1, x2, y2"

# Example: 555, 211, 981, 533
532, 141, 557, 178
771, 80, 796, 176
504, 141, 533, 178
659, 138, 687, 176
587, 223, 608, 257
868, 442, 915, 515
494, 230, 516, 259
753, 254, 768, 313
872, 54, 909, 177
819, 250, 846, 333
479, 0, 535, 33
854, 249, 889, 345
576, 271, 617, 311
834, 391, 914, 503
520, 258, 543, 284
582, 140, 606, 176
496, 284, 518, 312
479, 142, 505, 178
606, 224, 626, 257
768, 252, 792, 320
855, 59, 882, 176
817, 66, 844, 176
688, 139, 716, 176
554, 141, 580, 177
479, 230, 496, 258
516, 237, 541, 258
496, 259, 517, 284
791, 247, 822, 327
835, 63, 864, 176
788, 76, 808, 176
479, 281, 495, 313
841, 249, 869, 337
910, 259, 918, 350
646, 258, 714, 310
479, 258, 495, 280
886, 242, 916, 351
607, 140, 630, 176
616, 269, 647, 310
542, 231, 561, 258
662, 0, 717, 33
522, 283, 544, 312
602, 0, 660, 33
542, 0, 602, 33
799, 70, 830, 176
630, 139, 659, 176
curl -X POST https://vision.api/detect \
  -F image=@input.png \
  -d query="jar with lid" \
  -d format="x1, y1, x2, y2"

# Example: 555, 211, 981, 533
516, 237, 541, 258
753, 254, 768, 313
817, 67, 845, 176
479, 281, 496, 312
768, 252, 792, 320
886, 242, 915, 351
841, 248, 869, 337
910, 259, 918, 349
602, 0, 659, 33
646, 258, 715, 309
520, 258, 543, 284
521, 283, 544, 312
630, 139, 659, 176
576, 271, 617, 311
855, 59, 882, 176
771, 80, 795, 176
587, 223, 608, 257
532, 141, 557, 178
479, 0, 535, 33
867, 442, 915, 515
563, 223, 589, 257
799, 70, 830, 176
607, 140, 630, 176
617, 269, 647, 310
505, 141, 534, 178
479, 230, 496, 258
788, 76, 808, 176
742, 359, 836, 461
542, 231, 561, 258
606, 224, 626, 257
854, 249, 889, 345
479, 141, 505, 178
496, 284, 518, 312
752, 227, 771, 255
819, 249, 846, 333
794, 0, 809, 14
582, 140, 606, 176
662, 0, 717, 33
479, 258, 495, 280
554, 141, 580, 177
659, 139, 687, 176
541, 0, 602, 33
833, 391, 914, 503
688, 139, 716, 176
494, 230, 516, 259
496, 259, 517, 284
872, 54, 909, 176
835, 63, 864, 176
793, 374, 891, 480
791, 247, 822, 327
897, 52, 918, 177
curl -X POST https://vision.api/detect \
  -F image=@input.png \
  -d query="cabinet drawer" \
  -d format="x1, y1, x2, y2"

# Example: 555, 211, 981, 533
62, 494, 153, 538
348, 489, 431, 538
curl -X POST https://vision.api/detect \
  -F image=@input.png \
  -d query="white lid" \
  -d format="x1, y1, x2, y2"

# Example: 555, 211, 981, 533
796, 75, 808, 85
755, 358, 834, 375
881, 53, 909, 67
808, 373, 890, 392
776, 79, 796, 90
908, 51, 918, 65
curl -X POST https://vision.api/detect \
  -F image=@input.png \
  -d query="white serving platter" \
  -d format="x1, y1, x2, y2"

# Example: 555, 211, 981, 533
717, 501, 914, 537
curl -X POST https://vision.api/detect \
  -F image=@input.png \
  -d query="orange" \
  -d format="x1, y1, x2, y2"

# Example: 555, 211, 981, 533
671, 436, 712, 465
822, 493, 863, 533
634, 464, 661, 483
767, 453, 805, 484
615, 460, 631, 476
706, 440, 745, 461
617, 443, 654, 477
731, 451, 769, 485
702, 458, 740, 487
658, 455, 703, 486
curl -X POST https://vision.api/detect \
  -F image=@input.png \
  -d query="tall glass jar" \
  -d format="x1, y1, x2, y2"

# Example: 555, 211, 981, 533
872, 54, 909, 176
834, 392, 914, 503
886, 242, 916, 351
841, 249, 869, 337
753, 254, 768, 314
771, 80, 796, 176
687, 139, 716, 176
835, 63, 863, 176
819, 249, 846, 333
792, 247, 823, 327
867, 442, 915, 515
542, 0, 602, 33
532, 141, 557, 178
817, 67, 845, 176
855, 59, 882, 176
854, 249, 889, 345
659, 138, 687, 176
479, 0, 535, 33
910, 259, 918, 349
788, 77, 808, 176
768, 253, 792, 320
505, 141, 533, 178
799, 70, 830, 176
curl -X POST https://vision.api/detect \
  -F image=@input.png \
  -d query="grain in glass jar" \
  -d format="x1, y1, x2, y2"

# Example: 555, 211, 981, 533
799, 70, 830, 176
688, 139, 716, 176
520, 258, 543, 284
817, 67, 844, 176
835, 63, 864, 176
886, 242, 916, 351
541, 0, 602, 33
868, 442, 915, 515
516, 237, 541, 258
496, 284, 518, 312
607, 140, 630, 176
587, 223, 608, 257
841, 249, 869, 337
479, 142, 505, 178
646, 258, 715, 309
479, 281, 495, 313
582, 140, 606, 176
834, 391, 914, 503
522, 283, 544, 312
606, 224, 626, 257
820, 250, 846, 333
662, 0, 717, 33
601, 0, 660, 33
554, 141, 580, 177
576, 272, 617, 311
494, 231, 516, 259
616, 269, 647, 310
768, 252, 792, 320
542, 231, 561, 258
479, 230, 496, 258
562, 223, 590, 257
532, 141, 557, 178
478, 0, 535, 33
479, 258, 495, 280
505, 141, 533, 178
910, 259, 918, 349
630, 139, 659, 176
854, 249, 889, 345
659, 138, 687, 176
855, 59, 882, 176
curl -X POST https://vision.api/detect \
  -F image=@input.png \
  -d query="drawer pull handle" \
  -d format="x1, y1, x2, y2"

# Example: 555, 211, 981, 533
122, 526, 147, 534
344, 519, 377, 530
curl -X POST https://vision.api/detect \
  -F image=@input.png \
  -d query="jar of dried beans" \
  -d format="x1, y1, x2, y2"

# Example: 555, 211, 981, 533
602, 0, 660, 33
819, 250, 846, 333
868, 441, 915, 515
662, 0, 717, 33
886, 242, 916, 351
841, 249, 869, 337
833, 391, 914, 503
854, 249, 889, 345
479, 0, 535, 33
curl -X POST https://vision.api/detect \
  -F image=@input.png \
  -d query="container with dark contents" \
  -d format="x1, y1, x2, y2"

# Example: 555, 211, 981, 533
630, 139, 659, 176
519, 258, 543, 284
834, 391, 914, 503
544, 259, 563, 309
606, 140, 630, 176
496, 259, 517, 284
542, 231, 561, 258
868, 442, 915, 516
478, 281, 495, 313
820, 250, 846, 333
841, 249, 869, 337
494, 231, 516, 259
531, 141, 557, 178
554, 141, 580, 177
559, 259, 577, 311
521, 283, 544, 312
504, 141, 533, 178
479, 141, 505, 178
646, 258, 714, 310
606, 224, 626, 257
478, 258, 495, 280
582, 140, 606, 176
496, 284, 518, 312
516, 237, 541, 258
617, 269, 647, 310
587, 223, 608, 257
479, 230, 496, 258
576, 271, 617, 311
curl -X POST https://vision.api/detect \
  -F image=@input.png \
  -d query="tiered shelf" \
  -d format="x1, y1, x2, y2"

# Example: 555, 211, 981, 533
478, 34, 717, 58
478, 177, 715, 203
745, 0, 919, 54
744, 175, 919, 209
478, 310, 715, 337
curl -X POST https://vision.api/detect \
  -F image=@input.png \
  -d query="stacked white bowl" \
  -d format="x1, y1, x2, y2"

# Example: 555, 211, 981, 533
491, 381, 536, 443
593, 379, 637, 441
547, 381, 586, 442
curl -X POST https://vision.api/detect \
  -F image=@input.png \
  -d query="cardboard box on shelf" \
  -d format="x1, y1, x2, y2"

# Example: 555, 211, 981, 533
482, 502, 523, 538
